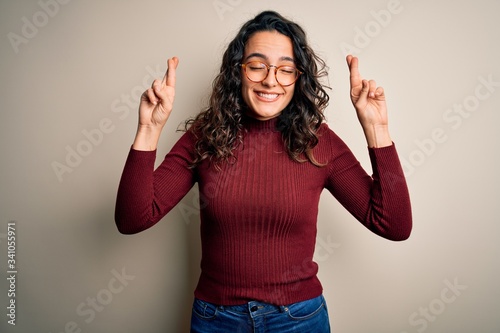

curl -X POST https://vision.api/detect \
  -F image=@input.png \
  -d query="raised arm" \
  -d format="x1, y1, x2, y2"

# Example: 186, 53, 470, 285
324, 56, 412, 240
115, 57, 197, 234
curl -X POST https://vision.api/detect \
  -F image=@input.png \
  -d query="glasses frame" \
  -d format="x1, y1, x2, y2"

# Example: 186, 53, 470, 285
240, 61, 302, 87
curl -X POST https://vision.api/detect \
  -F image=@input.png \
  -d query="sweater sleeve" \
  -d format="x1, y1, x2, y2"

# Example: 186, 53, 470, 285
114, 131, 197, 234
324, 131, 412, 241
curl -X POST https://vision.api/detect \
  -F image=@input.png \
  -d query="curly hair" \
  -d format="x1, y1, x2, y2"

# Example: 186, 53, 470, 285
184, 10, 330, 168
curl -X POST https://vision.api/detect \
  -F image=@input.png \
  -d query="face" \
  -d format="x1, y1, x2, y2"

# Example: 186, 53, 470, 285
241, 31, 297, 121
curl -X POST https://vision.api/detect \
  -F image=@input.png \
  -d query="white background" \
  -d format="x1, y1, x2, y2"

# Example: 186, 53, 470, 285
1, 0, 499, 332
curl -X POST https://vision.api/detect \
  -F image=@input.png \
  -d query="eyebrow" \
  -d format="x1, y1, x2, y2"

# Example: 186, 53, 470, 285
244, 52, 295, 63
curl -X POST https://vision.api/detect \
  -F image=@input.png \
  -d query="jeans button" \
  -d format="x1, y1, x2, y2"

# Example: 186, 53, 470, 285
250, 305, 259, 312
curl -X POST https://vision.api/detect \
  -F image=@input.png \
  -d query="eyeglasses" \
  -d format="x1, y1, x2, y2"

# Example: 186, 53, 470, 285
240, 61, 302, 87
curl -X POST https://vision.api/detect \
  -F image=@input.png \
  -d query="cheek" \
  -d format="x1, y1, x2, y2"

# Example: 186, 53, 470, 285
284, 87, 295, 102
241, 80, 254, 103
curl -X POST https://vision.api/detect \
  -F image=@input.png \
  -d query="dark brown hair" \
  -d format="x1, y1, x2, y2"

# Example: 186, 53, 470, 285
184, 10, 330, 168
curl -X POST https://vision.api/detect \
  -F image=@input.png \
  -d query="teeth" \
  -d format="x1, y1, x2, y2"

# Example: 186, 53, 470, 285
257, 92, 279, 100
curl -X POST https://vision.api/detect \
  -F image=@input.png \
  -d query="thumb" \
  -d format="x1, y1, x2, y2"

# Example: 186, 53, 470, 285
152, 80, 172, 100
356, 79, 369, 106
152, 80, 175, 113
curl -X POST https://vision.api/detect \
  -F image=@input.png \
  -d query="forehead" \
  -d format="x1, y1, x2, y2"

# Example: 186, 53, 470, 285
244, 31, 294, 61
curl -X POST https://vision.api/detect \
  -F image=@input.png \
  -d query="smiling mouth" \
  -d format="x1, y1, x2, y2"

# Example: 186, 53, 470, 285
256, 92, 280, 101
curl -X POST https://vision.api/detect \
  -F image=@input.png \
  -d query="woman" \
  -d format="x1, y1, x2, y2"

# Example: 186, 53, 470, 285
115, 10, 412, 332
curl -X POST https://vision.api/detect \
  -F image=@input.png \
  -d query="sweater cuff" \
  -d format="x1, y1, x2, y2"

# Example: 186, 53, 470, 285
125, 146, 157, 169
367, 142, 405, 177
129, 145, 157, 157
368, 141, 396, 158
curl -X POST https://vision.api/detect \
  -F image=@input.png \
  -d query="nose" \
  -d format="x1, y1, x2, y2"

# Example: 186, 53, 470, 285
261, 66, 278, 87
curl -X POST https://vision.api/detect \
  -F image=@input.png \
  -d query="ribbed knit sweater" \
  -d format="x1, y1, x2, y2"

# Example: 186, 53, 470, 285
115, 116, 412, 305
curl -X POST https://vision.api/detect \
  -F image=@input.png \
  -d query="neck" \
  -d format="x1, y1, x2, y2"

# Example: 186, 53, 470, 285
242, 114, 280, 133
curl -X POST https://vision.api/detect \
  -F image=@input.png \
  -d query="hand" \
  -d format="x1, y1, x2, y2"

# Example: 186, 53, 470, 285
138, 57, 179, 130
132, 57, 179, 151
346, 54, 388, 128
346, 55, 391, 147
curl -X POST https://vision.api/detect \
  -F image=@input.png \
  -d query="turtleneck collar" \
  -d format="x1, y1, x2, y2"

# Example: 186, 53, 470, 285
242, 114, 280, 133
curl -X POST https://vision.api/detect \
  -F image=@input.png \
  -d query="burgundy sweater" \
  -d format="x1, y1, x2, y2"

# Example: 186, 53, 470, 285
115, 116, 412, 305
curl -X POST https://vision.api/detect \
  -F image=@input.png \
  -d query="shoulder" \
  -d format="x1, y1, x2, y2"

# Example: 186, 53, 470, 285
166, 129, 197, 159
173, 127, 198, 146
313, 122, 354, 163
317, 122, 346, 147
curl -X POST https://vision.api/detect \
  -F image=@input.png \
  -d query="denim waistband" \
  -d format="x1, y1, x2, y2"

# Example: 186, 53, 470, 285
212, 294, 324, 317
219, 301, 287, 316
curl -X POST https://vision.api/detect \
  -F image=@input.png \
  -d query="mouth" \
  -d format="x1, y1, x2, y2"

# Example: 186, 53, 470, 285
255, 91, 280, 101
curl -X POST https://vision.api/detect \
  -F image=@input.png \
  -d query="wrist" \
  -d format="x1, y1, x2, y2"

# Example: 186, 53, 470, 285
362, 124, 392, 148
132, 124, 163, 151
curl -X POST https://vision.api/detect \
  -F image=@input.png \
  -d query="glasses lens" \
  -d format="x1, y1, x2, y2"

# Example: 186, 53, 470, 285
243, 62, 299, 86
245, 62, 267, 82
276, 66, 299, 86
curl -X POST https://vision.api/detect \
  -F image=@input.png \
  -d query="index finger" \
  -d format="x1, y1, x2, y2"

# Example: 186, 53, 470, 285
161, 56, 179, 88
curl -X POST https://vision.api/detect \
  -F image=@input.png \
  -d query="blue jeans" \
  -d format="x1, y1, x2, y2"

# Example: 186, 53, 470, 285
190, 294, 331, 333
